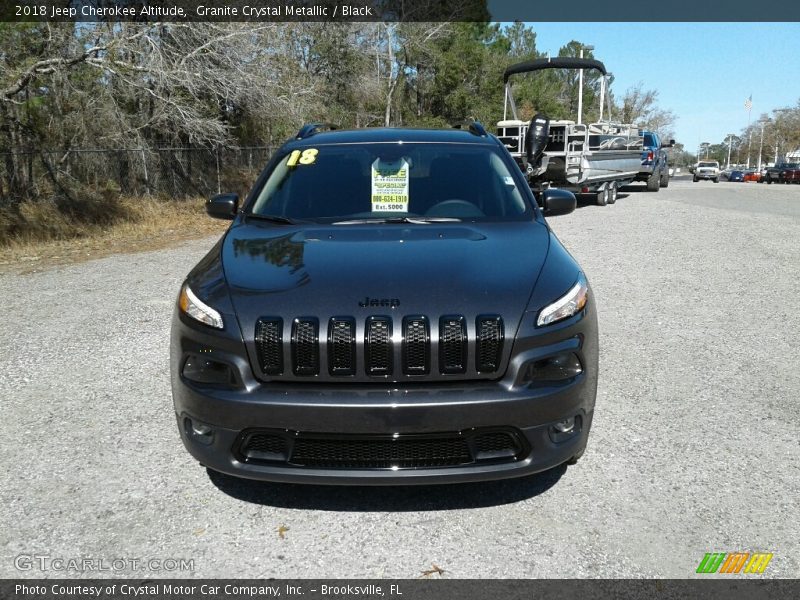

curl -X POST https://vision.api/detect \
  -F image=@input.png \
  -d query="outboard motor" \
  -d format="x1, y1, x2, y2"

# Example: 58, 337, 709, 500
525, 113, 550, 170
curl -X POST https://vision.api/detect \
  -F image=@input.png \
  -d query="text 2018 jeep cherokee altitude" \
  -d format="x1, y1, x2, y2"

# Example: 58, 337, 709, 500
170, 122, 599, 485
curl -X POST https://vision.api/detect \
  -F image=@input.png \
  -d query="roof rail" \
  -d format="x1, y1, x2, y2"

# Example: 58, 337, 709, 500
296, 122, 339, 140
452, 118, 487, 137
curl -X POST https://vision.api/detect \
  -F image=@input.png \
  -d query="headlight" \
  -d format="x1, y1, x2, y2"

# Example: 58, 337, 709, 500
537, 274, 588, 327
179, 283, 224, 329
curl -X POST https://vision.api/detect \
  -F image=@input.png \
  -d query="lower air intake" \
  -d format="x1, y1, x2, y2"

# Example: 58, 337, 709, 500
240, 433, 289, 462
289, 436, 472, 469
235, 428, 528, 469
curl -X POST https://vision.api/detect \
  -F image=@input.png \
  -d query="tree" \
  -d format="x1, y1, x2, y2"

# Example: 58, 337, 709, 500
616, 82, 676, 138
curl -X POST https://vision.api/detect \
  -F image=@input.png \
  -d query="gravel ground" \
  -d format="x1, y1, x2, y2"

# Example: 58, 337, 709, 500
1, 178, 798, 579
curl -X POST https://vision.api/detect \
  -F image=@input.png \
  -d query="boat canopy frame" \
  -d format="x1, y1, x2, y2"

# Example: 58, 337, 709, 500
502, 57, 614, 125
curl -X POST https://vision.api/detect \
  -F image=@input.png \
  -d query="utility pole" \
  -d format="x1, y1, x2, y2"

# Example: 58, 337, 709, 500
757, 119, 768, 171
725, 134, 735, 169
577, 44, 594, 125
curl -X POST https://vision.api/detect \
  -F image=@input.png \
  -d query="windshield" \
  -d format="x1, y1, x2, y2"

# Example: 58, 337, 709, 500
698, 162, 718, 168
249, 143, 531, 222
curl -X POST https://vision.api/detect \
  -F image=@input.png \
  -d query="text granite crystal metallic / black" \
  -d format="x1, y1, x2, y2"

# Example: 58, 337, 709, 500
170, 122, 598, 484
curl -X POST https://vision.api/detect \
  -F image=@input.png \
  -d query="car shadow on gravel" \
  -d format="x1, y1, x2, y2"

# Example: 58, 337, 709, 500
206, 464, 567, 511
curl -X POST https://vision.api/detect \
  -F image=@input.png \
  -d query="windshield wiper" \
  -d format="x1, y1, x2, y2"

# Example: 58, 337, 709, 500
244, 213, 297, 225
332, 216, 461, 225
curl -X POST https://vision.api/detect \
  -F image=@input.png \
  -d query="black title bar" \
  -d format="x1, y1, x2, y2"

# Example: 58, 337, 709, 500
3, 580, 800, 600
2, 0, 800, 22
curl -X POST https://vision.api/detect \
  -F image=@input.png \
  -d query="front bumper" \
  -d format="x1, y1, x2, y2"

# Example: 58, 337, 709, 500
696, 172, 718, 179
170, 300, 598, 485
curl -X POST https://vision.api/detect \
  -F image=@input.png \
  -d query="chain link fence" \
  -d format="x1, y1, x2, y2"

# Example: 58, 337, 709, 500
0, 145, 275, 201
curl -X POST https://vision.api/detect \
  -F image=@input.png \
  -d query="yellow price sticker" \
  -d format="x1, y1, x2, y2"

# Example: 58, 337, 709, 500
286, 148, 318, 167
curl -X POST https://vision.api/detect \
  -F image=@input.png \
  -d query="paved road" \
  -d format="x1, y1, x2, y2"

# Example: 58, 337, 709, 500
1, 179, 798, 578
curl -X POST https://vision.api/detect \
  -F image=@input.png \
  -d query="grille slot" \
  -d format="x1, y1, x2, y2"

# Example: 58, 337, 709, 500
476, 316, 504, 373
365, 317, 392, 376
255, 318, 283, 375
291, 318, 319, 376
473, 431, 522, 460
240, 433, 289, 462
402, 316, 430, 375
289, 436, 472, 469
328, 317, 356, 376
439, 315, 467, 374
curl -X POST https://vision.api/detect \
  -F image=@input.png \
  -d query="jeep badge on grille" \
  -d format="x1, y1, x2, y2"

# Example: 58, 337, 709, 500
358, 297, 400, 308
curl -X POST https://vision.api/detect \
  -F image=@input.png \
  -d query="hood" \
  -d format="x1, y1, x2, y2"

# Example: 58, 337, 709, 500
222, 218, 551, 383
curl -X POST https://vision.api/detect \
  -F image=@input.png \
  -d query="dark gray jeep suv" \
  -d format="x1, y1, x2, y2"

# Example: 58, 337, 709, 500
171, 122, 599, 484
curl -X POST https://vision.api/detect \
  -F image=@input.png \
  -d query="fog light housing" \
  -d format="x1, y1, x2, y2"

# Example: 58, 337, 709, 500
549, 415, 582, 443
183, 416, 214, 445
553, 417, 575, 433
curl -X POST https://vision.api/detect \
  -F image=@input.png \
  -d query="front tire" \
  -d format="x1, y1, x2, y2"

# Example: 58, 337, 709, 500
713, 178, 719, 183
693, 176, 698, 182
566, 446, 586, 465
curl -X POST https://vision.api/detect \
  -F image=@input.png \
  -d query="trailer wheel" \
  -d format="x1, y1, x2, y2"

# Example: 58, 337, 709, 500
596, 185, 608, 206
607, 182, 618, 204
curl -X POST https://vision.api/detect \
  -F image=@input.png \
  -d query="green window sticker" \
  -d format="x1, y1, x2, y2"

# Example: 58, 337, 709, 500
371, 158, 410, 212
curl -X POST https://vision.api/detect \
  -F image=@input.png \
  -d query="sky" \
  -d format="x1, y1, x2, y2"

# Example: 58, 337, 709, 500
515, 23, 800, 151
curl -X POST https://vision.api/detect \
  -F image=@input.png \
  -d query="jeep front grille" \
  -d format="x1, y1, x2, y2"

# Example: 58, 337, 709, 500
439, 315, 467, 374
402, 316, 430, 375
255, 318, 283, 375
328, 317, 356, 376
365, 316, 392, 376
291, 318, 319, 376
476, 315, 504, 373
253, 314, 506, 380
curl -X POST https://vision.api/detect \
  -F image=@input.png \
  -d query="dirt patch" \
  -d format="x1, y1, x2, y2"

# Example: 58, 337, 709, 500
0, 196, 228, 274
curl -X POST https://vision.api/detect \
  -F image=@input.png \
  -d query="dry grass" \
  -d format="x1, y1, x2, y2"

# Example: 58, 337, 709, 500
0, 195, 228, 274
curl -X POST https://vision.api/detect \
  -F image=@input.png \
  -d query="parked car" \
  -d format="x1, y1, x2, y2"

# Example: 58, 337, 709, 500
743, 170, 761, 182
728, 170, 745, 182
783, 166, 800, 183
693, 161, 720, 182
170, 121, 599, 484
635, 131, 674, 191
764, 162, 799, 184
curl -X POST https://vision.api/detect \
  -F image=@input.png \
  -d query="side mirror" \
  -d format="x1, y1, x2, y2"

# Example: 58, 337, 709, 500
540, 188, 576, 217
206, 193, 239, 220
